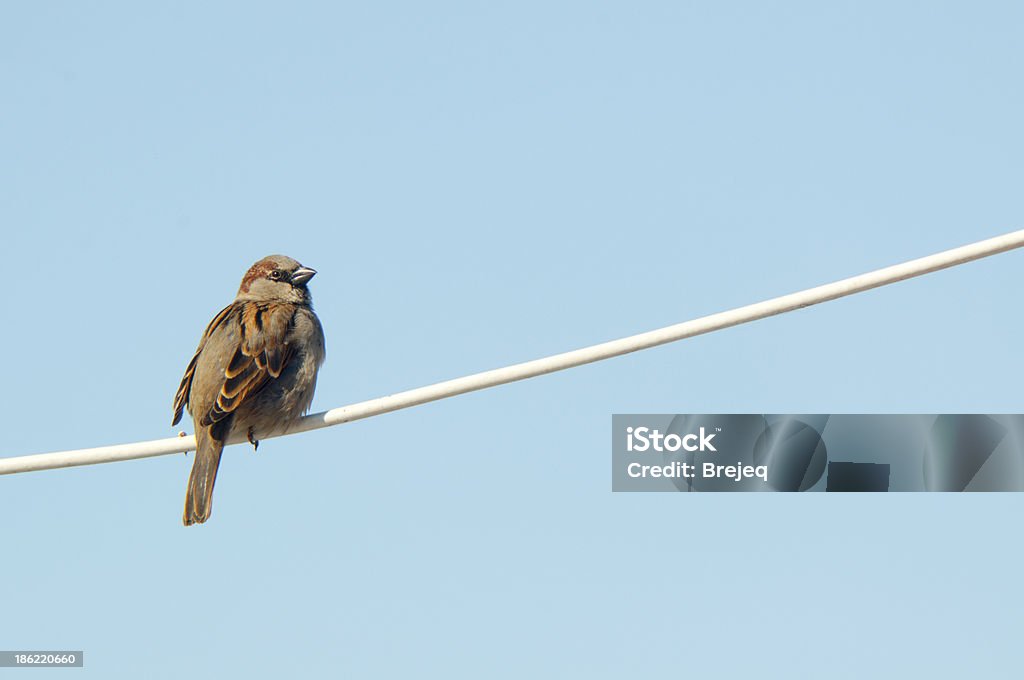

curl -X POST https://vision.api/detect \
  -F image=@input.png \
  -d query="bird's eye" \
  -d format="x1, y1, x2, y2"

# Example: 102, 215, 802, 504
268, 270, 283, 281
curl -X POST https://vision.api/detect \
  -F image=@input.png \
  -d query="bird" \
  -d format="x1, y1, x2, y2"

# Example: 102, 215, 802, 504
172, 255, 326, 526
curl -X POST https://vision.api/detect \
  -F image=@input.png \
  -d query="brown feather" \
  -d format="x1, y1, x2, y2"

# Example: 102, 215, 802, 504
171, 303, 236, 426
195, 301, 297, 434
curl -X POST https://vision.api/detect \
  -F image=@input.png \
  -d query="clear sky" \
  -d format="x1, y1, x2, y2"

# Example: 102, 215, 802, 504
2, 2, 1022, 677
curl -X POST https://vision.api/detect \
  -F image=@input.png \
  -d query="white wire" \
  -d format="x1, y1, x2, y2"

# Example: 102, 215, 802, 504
3, 229, 1023, 475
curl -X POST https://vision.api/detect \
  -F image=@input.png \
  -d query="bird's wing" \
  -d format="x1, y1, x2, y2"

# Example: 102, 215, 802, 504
172, 303, 236, 426
198, 301, 297, 431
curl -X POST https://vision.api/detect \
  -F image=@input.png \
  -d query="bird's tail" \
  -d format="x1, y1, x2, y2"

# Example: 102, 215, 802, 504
183, 428, 224, 526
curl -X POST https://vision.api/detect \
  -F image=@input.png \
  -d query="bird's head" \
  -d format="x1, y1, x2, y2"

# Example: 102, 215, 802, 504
236, 255, 317, 305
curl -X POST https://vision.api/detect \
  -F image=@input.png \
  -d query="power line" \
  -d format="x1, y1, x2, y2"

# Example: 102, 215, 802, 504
3, 229, 1023, 476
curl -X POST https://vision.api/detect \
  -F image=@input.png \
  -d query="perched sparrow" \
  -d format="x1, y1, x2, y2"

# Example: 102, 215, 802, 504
172, 255, 326, 526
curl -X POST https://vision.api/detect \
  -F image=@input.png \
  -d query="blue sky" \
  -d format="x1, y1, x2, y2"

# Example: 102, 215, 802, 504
2, 2, 1022, 677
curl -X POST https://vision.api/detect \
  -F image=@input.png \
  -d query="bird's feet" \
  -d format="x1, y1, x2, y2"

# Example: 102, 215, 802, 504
247, 427, 260, 452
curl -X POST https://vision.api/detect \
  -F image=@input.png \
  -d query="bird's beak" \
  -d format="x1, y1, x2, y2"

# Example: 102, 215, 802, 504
291, 266, 317, 286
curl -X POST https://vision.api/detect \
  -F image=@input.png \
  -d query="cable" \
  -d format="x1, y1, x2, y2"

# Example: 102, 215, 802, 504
3, 229, 1023, 475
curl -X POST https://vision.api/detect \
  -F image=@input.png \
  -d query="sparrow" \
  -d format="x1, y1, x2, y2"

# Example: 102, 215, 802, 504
172, 255, 326, 526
